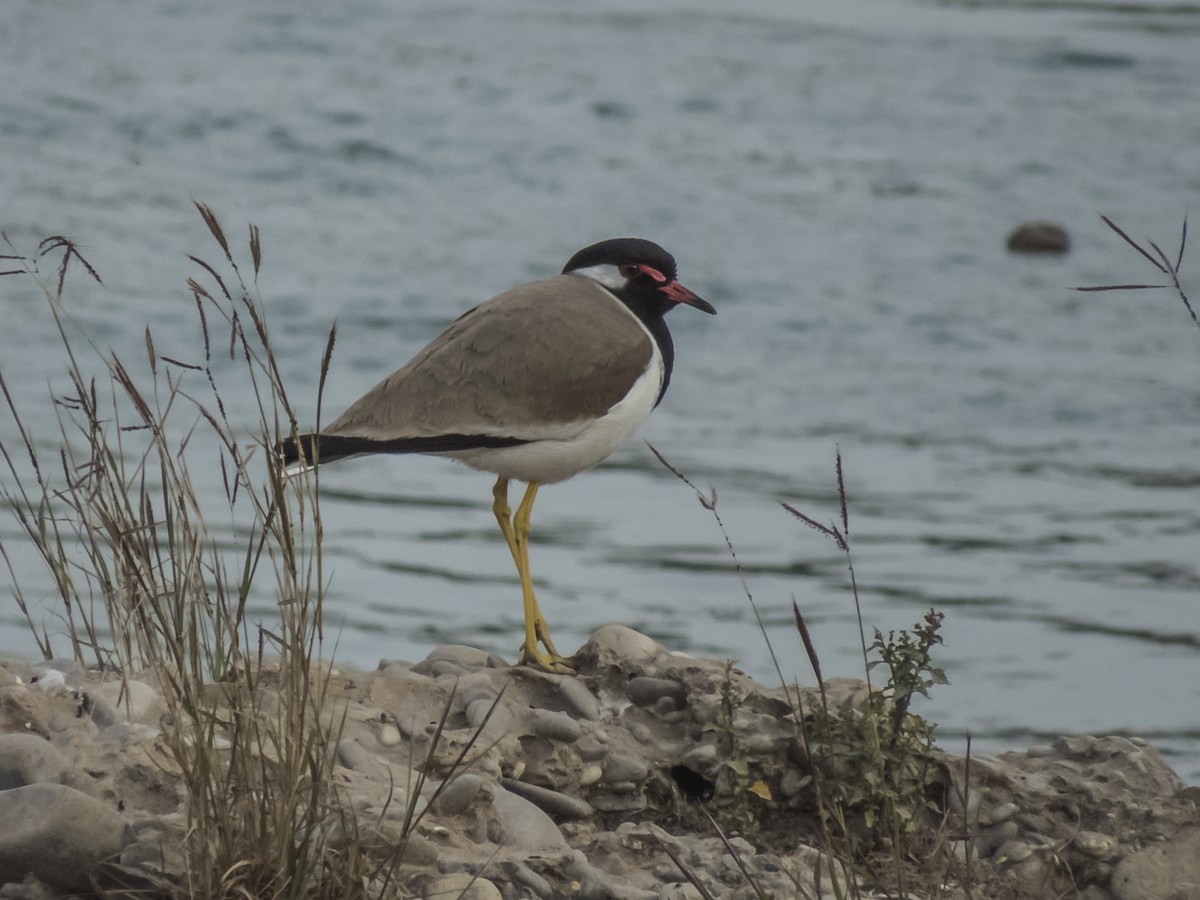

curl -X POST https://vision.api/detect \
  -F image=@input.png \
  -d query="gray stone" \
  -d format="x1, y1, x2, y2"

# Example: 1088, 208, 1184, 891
626, 676, 686, 710
509, 860, 554, 898
433, 773, 485, 815
0, 734, 67, 790
376, 721, 402, 747
530, 709, 583, 743
0, 783, 125, 892
500, 778, 593, 819
576, 735, 608, 761
455, 671, 500, 707
558, 677, 600, 719
579, 764, 603, 786
658, 885, 705, 900
976, 820, 1019, 857
336, 738, 377, 772
423, 872, 502, 899
119, 822, 186, 885
408, 648, 492, 676
1112, 826, 1200, 900
575, 855, 657, 899
1074, 829, 1120, 861
491, 785, 568, 851
465, 696, 514, 736
980, 800, 1018, 826
414, 659, 469, 678
580, 625, 663, 669
89, 680, 161, 725
603, 752, 649, 785
1006, 221, 1070, 254
994, 839, 1033, 864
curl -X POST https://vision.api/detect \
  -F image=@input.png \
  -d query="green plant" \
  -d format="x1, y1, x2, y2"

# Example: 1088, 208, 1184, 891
704, 660, 763, 843
806, 611, 946, 841
785, 452, 952, 900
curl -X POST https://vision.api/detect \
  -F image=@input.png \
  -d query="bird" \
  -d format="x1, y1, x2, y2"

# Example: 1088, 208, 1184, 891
279, 238, 715, 672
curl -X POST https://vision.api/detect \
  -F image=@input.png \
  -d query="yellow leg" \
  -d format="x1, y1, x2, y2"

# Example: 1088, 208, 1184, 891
491, 477, 571, 672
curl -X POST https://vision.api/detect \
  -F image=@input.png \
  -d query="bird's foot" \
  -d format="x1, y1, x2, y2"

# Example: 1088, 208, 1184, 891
518, 643, 575, 674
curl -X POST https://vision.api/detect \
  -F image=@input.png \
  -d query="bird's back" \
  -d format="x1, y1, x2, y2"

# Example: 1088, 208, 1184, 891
324, 274, 656, 444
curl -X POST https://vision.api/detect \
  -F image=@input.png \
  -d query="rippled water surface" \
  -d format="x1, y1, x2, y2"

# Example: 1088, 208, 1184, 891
2, 0, 1199, 778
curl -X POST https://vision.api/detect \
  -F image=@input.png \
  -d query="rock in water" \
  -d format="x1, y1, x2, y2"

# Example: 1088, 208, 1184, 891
1006, 221, 1070, 254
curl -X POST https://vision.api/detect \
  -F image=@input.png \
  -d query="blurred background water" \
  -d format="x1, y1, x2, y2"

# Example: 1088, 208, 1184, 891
1, 0, 1198, 779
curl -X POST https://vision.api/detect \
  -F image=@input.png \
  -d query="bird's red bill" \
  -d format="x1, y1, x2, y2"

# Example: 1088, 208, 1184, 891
659, 279, 717, 314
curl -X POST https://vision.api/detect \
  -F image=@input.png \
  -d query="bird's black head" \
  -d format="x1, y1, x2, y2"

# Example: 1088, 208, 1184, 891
562, 238, 716, 317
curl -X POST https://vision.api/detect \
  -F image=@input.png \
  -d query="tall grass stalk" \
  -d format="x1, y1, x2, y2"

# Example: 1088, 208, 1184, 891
654, 444, 954, 898
0, 206, 396, 898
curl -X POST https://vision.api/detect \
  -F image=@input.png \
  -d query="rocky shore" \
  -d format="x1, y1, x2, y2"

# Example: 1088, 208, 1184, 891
1, 625, 1197, 899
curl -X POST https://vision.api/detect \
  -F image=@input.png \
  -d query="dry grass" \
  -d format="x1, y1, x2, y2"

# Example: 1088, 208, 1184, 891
0, 205, 415, 898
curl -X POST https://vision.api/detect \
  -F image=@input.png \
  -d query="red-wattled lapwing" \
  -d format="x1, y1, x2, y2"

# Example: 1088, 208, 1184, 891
280, 238, 714, 672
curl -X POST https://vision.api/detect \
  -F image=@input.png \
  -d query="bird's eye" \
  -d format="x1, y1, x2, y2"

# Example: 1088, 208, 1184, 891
618, 264, 642, 279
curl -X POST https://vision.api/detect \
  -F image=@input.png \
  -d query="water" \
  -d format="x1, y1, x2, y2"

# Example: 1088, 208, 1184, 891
2, 0, 1198, 780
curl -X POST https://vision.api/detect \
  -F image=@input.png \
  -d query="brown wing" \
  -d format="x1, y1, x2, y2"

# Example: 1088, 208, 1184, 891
323, 274, 654, 442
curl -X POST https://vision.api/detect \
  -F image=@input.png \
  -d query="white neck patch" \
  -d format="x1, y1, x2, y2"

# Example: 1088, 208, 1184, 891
568, 263, 628, 292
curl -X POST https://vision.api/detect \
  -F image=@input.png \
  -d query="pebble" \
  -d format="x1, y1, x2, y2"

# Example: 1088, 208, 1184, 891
414, 659, 469, 678
433, 773, 485, 815
399, 833, 440, 867
994, 839, 1033, 864
491, 785, 568, 851
575, 858, 657, 900
581, 625, 663, 668
417, 645, 494, 672
0, 783, 125, 892
626, 676, 686, 710
89, 680, 161, 724
423, 873, 502, 900
579, 764, 603, 787
1112, 826, 1200, 900
628, 722, 654, 745
336, 739, 376, 772
465, 696, 513, 735
500, 778, 593, 819
120, 822, 186, 885
658, 884, 705, 900
976, 820, 1019, 857
531, 709, 583, 743
510, 860, 554, 898
0, 734, 68, 789
376, 721, 402, 747
576, 736, 608, 761
454, 671, 500, 707
603, 753, 649, 785
558, 677, 600, 720
681, 744, 717, 769
1074, 829, 1120, 861
654, 697, 683, 718
85, 699, 124, 731
980, 800, 1018, 827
